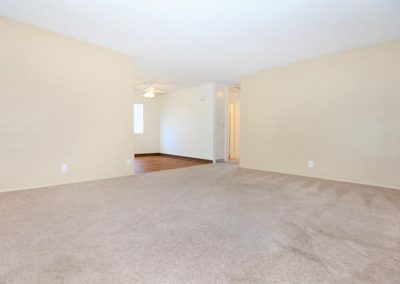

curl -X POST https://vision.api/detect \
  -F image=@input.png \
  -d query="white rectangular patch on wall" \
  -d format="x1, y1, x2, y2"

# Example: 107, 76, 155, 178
134, 103, 144, 134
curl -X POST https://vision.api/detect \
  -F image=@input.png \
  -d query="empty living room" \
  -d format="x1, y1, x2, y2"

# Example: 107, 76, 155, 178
1, 1, 400, 283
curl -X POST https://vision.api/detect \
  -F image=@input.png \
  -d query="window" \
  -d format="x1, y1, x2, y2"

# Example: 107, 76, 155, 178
134, 103, 144, 134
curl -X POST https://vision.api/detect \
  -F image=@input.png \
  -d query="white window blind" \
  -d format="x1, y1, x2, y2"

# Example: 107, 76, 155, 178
134, 103, 144, 134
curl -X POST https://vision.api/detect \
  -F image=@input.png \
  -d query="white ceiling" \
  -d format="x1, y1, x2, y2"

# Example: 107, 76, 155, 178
1, 0, 400, 92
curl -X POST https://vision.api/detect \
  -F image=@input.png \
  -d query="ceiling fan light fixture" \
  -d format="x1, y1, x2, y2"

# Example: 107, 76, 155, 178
143, 91, 155, 99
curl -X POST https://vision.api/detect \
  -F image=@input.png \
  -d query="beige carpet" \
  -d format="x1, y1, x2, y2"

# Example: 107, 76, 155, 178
1, 162, 400, 283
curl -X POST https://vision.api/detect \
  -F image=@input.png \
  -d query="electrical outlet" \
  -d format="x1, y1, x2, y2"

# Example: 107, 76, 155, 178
308, 160, 314, 168
60, 163, 68, 173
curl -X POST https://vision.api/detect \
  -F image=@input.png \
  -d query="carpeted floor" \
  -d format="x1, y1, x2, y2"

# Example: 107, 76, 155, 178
1, 162, 400, 283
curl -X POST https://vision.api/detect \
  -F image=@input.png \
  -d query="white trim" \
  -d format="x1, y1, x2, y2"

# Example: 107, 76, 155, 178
0, 174, 135, 193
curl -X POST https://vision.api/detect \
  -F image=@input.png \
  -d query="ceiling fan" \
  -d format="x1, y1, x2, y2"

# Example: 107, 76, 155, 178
141, 81, 164, 99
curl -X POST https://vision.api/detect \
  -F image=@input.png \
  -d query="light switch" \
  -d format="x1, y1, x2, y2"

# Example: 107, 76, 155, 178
60, 163, 68, 173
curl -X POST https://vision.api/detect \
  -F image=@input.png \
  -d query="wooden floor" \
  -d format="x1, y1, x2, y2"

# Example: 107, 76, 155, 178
135, 154, 212, 174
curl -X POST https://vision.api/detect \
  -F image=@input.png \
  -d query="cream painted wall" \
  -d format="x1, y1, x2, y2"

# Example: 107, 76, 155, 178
228, 87, 240, 159
228, 103, 240, 160
159, 83, 216, 160
0, 17, 134, 192
214, 85, 228, 161
241, 39, 400, 189
133, 95, 160, 154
